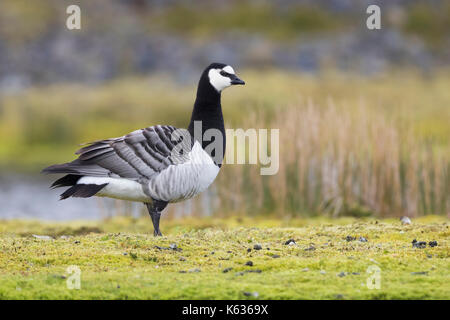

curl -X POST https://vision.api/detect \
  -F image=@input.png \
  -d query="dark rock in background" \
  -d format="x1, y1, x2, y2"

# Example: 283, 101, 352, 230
0, 0, 447, 92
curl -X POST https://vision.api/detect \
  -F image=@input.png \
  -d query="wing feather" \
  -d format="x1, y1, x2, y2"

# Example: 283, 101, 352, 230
43, 125, 192, 181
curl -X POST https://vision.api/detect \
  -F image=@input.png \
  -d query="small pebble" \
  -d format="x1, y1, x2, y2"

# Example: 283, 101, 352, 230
335, 294, 344, 300
272, 254, 280, 259
169, 243, 182, 251
179, 257, 186, 261
246, 269, 262, 273
235, 272, 245, 276
428, 241, 438, 247
243, 292, 251, 297
337, 272, 346, 277
320, 270, 326, 275
411, 271, 428, 275
253, 244, 262, 250
284, 239, 296, 245
345, 236, 355, 242
301, 268, 309, 272
245, 261, 253, 266
247, 248, 252, 253
74, 240, 80, 244
412, 239, 427, 249
32, 235, 53, 240
358, 237, 368, 242
400, 216, 412, 225
122, 252, 128, 256
305, 246, 315, 251
222, 267, 233, 273
252, 292, 259, 298
188, 268, 201, 273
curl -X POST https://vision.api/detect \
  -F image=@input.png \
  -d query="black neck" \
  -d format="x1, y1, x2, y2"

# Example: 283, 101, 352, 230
188, 76, 226, 165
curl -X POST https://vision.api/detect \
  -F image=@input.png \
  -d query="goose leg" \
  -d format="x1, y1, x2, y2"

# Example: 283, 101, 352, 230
152, 211, 162, 237
145, 200, 168, 237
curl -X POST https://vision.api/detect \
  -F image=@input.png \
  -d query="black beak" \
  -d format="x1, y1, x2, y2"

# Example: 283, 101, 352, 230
230, 75, 245, 85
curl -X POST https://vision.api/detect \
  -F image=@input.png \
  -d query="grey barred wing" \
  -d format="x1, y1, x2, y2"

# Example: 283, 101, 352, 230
75, 125, 192, 180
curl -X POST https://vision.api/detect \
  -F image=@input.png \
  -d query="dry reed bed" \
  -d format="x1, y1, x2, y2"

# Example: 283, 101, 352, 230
182, 98, 449, 218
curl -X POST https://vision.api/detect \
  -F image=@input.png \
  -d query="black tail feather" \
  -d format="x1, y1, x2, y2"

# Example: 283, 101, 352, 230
41, 160, 109, 176
60, 183, 108, 200
42, 163, 77, 174
51, 174, 82, 189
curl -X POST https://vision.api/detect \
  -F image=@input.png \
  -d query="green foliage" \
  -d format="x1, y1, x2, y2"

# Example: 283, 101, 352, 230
403, 2, 450, 48
0, 216, 448, 299
0, 0, 57, 43
157, 3, 342, 39
1, 71, 449, 168
1, 0, 448, 47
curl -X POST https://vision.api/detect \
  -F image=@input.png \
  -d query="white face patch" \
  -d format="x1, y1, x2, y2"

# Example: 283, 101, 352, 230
208, 68, 231, 92
222, 65, 235, 74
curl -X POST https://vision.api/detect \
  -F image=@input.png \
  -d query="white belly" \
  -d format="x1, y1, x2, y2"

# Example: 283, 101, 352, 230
77, 176, 150, 202
146, 141, 220, 202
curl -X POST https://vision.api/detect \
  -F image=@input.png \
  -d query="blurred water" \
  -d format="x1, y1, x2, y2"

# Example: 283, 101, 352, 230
0, 174, 143, 221
0, 173, 210, 221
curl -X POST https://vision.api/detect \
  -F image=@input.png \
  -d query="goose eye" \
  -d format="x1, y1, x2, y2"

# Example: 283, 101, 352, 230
220, 71, 228, 77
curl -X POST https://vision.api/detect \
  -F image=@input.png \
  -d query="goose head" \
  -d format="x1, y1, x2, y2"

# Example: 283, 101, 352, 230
205, 63, 245, 92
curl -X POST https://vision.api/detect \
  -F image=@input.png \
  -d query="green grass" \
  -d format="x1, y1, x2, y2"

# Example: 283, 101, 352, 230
2, 0, 449, 47
0, 216, 448, 299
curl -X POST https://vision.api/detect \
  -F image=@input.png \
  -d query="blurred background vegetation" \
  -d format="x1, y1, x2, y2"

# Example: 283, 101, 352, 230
0, 0, 448, 219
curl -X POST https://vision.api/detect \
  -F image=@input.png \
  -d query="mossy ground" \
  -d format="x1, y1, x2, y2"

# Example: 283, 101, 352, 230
0, 216, 448, 299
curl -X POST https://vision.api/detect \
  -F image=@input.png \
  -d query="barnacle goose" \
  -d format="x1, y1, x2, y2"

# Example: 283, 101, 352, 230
42, 63, 245, 236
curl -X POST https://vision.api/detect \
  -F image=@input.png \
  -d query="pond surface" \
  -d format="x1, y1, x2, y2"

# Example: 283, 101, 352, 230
0, 173, 209, 221
0, 174, 143, 221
